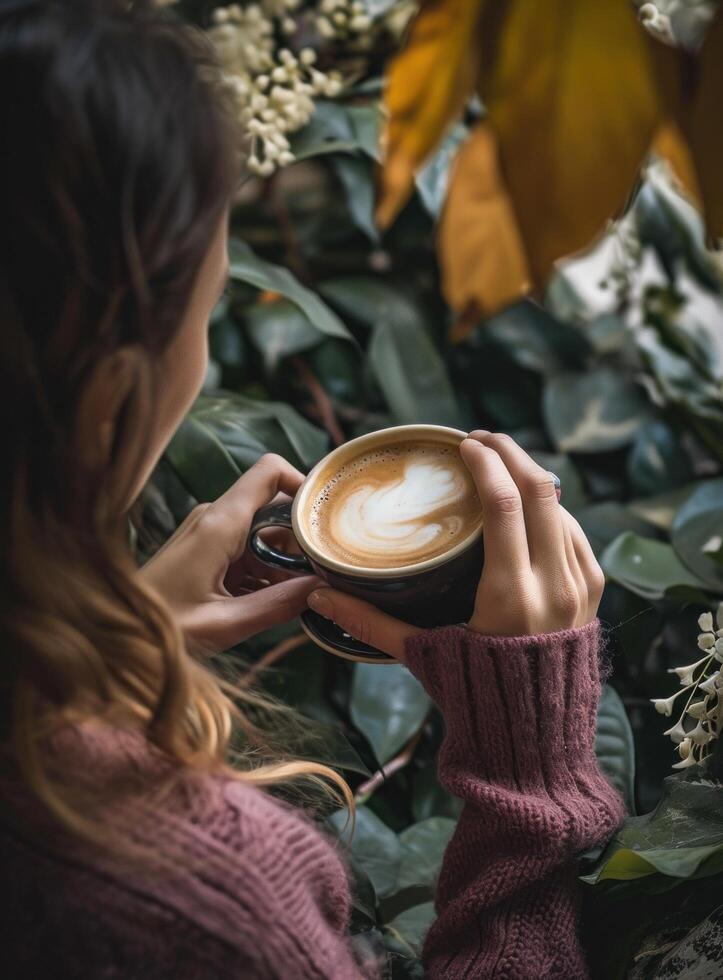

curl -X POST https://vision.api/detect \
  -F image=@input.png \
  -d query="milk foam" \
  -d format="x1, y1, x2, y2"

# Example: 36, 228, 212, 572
309, 443, 480, 568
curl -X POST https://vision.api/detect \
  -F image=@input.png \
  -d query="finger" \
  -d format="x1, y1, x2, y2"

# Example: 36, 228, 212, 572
211, 575, 322, 646
307, 588, 422, 662
458, 439, 530, 574
563, 510, 606, 612
469, 431, 566, 571
206, 455, 306, 561
560, 511, 586, 600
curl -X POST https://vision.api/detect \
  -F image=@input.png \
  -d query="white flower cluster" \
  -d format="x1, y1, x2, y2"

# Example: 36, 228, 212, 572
209, 4, 342, 176
316, 0, 373, 48
652, 604, 723, 770
638, 3, 674, 42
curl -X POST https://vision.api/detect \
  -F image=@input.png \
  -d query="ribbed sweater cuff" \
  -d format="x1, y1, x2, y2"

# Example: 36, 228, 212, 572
404, 620, 606, 793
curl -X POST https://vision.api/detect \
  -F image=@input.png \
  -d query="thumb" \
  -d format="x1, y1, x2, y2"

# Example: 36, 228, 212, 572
307, 588, 422, 662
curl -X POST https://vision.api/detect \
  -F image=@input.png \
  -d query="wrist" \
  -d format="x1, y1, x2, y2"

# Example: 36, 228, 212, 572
404, 621, 605, 786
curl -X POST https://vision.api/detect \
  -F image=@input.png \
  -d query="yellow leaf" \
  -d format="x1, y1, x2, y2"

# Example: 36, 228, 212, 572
485, 0, 662, 287
377, 0, 483, 230
685, 10, 723, 242
652, 120, 703, 209
439, 121, 530, 326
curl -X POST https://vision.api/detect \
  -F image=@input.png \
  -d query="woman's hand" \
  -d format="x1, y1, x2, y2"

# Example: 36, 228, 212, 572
307, 431, 604, 660
140, 454, 319, 656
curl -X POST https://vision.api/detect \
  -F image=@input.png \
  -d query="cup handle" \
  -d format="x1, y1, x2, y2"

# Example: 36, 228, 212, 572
249, 502, 314, 573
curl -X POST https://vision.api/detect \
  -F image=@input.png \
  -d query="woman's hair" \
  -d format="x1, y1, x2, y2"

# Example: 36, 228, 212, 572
0, 0, 350, 848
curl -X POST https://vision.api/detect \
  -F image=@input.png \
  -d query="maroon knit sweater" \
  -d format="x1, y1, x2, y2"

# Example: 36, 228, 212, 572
0, 621, 623, 978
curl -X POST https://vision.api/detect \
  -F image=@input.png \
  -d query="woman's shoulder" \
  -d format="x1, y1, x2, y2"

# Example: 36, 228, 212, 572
0, 722, 353, 967
37, 722, 347, 875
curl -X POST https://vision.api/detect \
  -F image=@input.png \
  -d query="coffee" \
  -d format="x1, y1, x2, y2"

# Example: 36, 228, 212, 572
306, 440, 481, 569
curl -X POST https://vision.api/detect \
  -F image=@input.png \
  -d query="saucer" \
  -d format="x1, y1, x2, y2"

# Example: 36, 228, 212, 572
300, 610, 397, 664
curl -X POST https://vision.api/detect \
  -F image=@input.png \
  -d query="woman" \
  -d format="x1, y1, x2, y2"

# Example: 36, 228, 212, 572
0, 1, 623, 977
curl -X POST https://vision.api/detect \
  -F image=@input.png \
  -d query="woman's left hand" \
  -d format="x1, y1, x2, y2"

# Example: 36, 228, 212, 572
139, 454, 319, 655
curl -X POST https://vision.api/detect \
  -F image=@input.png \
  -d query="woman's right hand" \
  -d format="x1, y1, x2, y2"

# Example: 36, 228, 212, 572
306, 431, 605, 660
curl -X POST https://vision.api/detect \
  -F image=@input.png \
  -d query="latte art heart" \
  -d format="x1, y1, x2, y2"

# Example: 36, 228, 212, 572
308, 441, 482, 569
333, 462, 465, 558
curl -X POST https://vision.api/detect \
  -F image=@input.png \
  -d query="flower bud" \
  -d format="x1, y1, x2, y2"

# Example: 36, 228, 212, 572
663, 719, 687, 744
699, 612, 714, 633
687, 699, 710, 720
652, 695, 677, 717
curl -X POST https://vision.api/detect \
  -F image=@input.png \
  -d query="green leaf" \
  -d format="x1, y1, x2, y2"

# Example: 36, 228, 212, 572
328, 805, 402, 898
350, 664, 431, 765
543, 368, 651, 453
411, 761, 462, 822
305, 338, 365, 406
582, 769, 723, 886
637, 326, 723, 429
585, 314, 628, 355
229, 239, 353, 344
260, 646, 371, 775
294, 717, 372, 776
245, 298, 323, 371
415, 124, 467, 218
601, 532, 708, 601
576, 502, 659, 558
289, 101, 360, 160
544, 270, 588, 322
332, 155, 380, 243
346, 104, 382, 161
209, 310, 246, 373
595, 686, 636, 813
484, 301, 590, 374
627, 420, 694, 497
165, 414, 245, 503
671, 479, 723, 591
165, 393, 328, 501
636, 174, 721, 293
385, 903, 435, 956
318, 277, 421, 332
397, 818, 456, 892
289, 101, 381, 162
627, 483, 701, 532
368, 319, 463, 427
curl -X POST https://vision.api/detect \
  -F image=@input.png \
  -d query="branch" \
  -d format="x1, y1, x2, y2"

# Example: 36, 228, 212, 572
354, 727, 425, 804
268, 172, 309, 281
242, 632, 307, 687
292, 355, 345, 446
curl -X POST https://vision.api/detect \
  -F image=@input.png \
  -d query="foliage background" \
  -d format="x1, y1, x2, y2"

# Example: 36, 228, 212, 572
137, 1, 723, 975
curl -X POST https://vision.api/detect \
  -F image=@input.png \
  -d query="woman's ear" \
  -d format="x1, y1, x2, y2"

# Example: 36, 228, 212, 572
73, 345, 150, 472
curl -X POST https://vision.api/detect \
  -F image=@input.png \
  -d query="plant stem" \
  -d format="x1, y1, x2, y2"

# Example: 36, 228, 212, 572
354, 727, 424, 804
292, 355, 345, 446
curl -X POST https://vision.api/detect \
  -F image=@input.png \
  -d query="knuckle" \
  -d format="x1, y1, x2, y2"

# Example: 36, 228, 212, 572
552, 585, 580, 617
487, 484, 522, 515
589, 563, 606, 599
190, 502, 217, 531
346, 616, 371, 646
488, 432, 514, 448
523, 473, 557, 500
258, 452, 285, 470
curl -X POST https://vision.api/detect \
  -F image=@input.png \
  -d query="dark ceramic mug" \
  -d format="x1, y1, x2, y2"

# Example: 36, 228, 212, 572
250, 425, 560, 659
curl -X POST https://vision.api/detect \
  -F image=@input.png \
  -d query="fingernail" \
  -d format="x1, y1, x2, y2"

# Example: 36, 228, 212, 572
308, 590, 332, 617
467, 429, 489, 440
548, 471, 562, 502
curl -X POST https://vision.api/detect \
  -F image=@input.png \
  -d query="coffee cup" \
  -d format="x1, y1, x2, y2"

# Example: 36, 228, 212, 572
249, 423, 487, 634
250, 424, 559, 660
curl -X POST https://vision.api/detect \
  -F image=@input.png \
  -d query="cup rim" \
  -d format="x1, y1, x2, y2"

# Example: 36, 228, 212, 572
291, 424, 482, 579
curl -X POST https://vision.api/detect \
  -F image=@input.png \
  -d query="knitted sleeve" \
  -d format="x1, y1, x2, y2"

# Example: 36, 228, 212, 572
403, 620, 624, 980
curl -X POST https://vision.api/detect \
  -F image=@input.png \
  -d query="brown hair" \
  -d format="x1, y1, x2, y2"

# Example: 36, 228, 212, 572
0, 0, 350, 848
